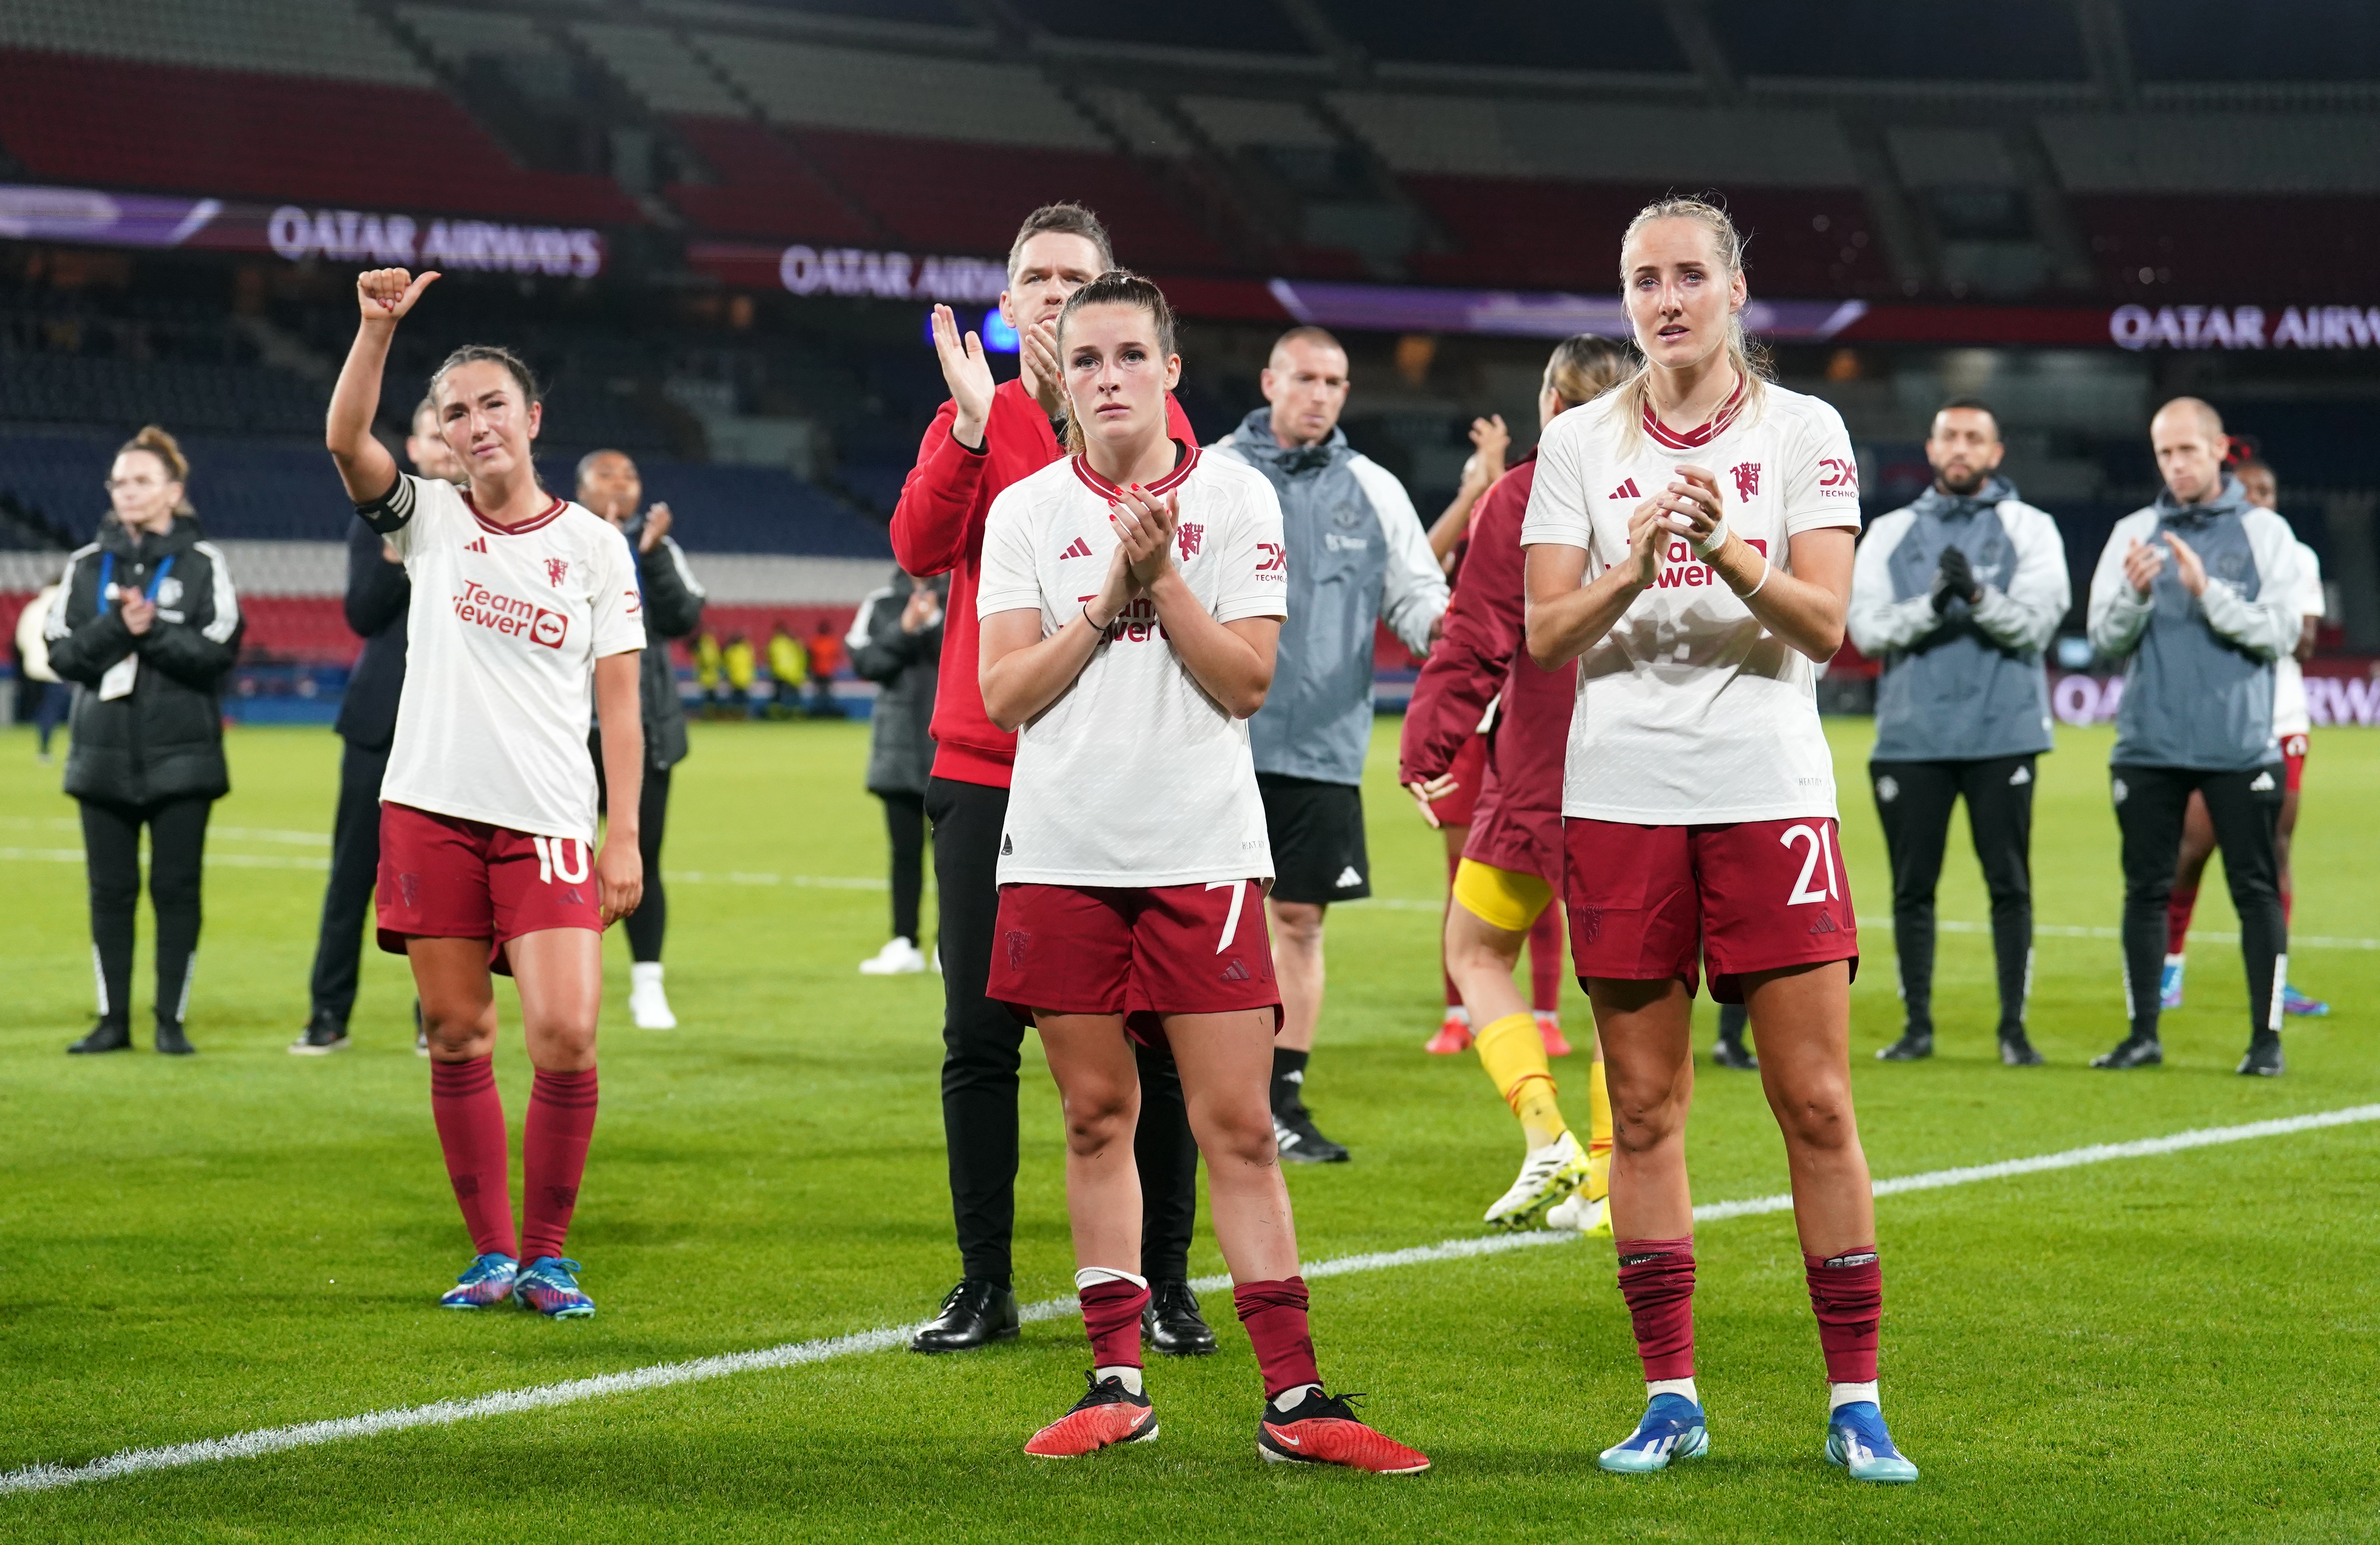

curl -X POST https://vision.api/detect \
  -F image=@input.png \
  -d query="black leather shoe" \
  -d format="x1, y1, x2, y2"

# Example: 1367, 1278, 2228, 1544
1999, 1031, 2045, 1066
909, 1277, 1018, 1353
2237, 1033, 2285, 1077
2091, 1035, 2162, 1070
154, 1022, 195, 1056
1710, 1036, 1759, 1071
289, 1015, 350, 1056
1876, 1030, 1934, 1061
68, 1020, 131, 1055
1142, 1278, 1217, 1356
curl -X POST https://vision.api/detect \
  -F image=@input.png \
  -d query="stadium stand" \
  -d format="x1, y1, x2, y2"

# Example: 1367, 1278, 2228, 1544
1315, 0, 1689, 73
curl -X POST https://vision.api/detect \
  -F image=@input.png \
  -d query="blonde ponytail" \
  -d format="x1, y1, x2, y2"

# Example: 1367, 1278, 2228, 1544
1614, 197, 1770, 452
1542, 334, 1631, 412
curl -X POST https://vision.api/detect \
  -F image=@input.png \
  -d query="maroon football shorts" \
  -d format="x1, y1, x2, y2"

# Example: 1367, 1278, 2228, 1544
377, 802, 603, 975
989, 879, 1282, 1045
1561, 815, 1859, 1004
1435, 731, 1490, 829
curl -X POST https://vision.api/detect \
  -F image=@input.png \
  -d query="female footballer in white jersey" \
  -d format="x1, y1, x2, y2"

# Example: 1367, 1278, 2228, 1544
1521, 199, 1918, 1484
327, 267, 647, 1320
976, 270, 1425, 1473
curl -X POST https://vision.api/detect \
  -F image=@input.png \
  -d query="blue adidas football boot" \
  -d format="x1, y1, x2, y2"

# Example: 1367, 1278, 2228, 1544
1824, 1401, 1919, 1483
1597, 1392, 1708, 1473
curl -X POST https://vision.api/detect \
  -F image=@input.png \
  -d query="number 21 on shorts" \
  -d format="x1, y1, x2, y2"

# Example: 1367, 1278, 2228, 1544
532, 835, 590, 886
1779, 822, 1841, 906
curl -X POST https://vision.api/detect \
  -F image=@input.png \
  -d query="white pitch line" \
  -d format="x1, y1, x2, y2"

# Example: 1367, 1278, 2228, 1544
5, 1103, 2374, 1498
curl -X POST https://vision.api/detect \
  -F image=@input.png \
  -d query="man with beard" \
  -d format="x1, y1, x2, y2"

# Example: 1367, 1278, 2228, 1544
1848, 399, 2069, 1066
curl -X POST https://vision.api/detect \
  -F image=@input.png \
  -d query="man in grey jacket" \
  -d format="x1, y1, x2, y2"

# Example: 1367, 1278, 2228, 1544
1849, 399, 2069, 1066
2085, 397, 2304, 1076
1213, 326, 1447, 1161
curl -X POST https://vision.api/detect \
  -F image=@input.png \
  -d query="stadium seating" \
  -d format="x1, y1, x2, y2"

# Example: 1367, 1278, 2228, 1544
0, 49, 638, 226
2071, 195, 2380, 303
664, 117, 878, 244
1403, 177, 1883, 297
790, 130, 1227, 268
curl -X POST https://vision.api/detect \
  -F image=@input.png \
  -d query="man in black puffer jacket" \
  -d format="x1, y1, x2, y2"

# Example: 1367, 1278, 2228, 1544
46, 426, 242, 1055
578, 450, 707, 1029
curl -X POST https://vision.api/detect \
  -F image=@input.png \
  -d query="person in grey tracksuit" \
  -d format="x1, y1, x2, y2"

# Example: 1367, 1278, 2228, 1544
2085, 397, 2304, 1076
1849, 399, 2070, 1067
1210, 326, 1447, 1162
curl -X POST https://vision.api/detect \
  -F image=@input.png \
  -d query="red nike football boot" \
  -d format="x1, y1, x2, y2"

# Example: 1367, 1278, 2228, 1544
1256, 1388, 1431, 1474
1025, 1372, 1159, 1458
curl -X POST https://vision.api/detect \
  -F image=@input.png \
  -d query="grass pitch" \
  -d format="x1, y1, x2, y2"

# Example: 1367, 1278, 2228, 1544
0, 716, 2376, 1543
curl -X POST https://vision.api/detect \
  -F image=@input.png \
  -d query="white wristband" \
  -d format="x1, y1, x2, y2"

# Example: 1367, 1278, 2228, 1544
1690, 516, 1729, 560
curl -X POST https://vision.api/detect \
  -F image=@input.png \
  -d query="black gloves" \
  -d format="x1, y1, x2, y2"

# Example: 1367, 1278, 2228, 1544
1931, 546, 1980, 614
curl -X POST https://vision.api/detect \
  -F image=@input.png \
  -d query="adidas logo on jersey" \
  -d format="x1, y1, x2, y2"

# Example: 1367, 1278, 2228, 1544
465, 537, 488, 554
2250, 770, 2277, 791
1001, 834, 1014, 855
1334, 866, 1363, 888
1059, 536, 1094, 560
1606, 478, 1642, 501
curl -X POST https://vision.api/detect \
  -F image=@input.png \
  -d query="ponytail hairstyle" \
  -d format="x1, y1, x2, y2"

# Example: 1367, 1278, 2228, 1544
118, 423, 195, 515
1542, 333, 1631, 413
1054, 269, 1177, 455
1614, 196, 1770, 452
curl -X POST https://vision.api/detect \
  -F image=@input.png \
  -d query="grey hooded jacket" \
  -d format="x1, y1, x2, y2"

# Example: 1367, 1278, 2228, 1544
1848, 476, 2070, 762
2087, 475, 2306, 771
1212, 409, 1447, 785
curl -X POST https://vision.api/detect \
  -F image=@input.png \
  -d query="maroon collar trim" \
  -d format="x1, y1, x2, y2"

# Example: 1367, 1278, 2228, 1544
1642, 374, 1748, 452
1071, 441, 1200, 499
465, 489, 568, 535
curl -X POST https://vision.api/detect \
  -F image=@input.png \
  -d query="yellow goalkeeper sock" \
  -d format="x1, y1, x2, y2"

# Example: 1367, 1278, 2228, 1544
1586, 1058, 1613, 1201
1477, 1011, 1565, 1149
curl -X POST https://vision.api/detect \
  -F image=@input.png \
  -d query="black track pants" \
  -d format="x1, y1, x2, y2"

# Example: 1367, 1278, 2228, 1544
81, 794, 211, 1030
927, 775, 1200, 1286
307, 740, 389, 1028
594, 758, 673, 964
2112, 762, 2286, 1043
879, 789, 927, 945
1869, 755, 2037, 1038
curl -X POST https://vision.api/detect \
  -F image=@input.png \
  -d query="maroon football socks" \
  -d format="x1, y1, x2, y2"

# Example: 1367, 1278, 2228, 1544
1805, 1247, 1883, 1384
519, 1066, 599, 1264
1615, 1237, 1698, 1381
429, 1055, 515, 1258
1080, 1277, 1151, 1370
1234, 1277, 1322, 1399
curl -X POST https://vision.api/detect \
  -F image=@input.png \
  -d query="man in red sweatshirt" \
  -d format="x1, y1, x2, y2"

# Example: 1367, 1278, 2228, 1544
892, 203, 1209, 1356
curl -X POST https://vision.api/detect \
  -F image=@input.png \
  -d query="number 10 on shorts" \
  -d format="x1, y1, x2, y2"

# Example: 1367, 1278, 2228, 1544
532, 835, 590, 886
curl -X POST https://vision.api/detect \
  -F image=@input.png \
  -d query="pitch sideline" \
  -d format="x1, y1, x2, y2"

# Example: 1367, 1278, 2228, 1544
4, 1103, 2375, 1498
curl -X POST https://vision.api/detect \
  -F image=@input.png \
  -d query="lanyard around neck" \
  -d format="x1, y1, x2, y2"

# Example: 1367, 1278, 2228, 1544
97, 551, 173, 612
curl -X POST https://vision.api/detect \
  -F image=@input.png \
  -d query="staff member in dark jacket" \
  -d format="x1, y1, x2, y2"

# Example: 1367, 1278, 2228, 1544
579, 450, 706, 1030
848, 568, 944, 974
47, 426, 242, 1056
295, 399, 458, 1052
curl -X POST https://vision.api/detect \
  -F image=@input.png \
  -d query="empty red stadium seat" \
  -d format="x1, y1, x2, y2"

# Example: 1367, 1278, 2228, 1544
1405, 177, 1887, 299
0, 49, 640, 227
791, 129, 1226, 268
666, 116, 876, 243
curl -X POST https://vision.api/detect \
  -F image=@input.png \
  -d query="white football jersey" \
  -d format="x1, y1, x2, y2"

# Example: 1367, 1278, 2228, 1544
977, 446, 1288, 888
2271, 538, 2325, 738
1520, 379, 1862, 825
376, 474, 646, 839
